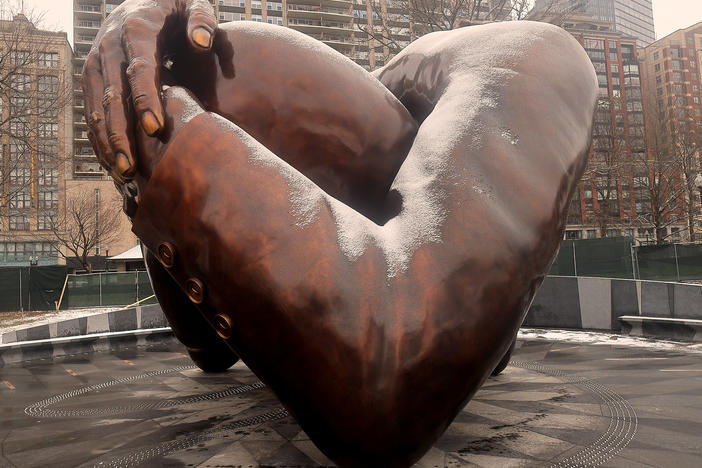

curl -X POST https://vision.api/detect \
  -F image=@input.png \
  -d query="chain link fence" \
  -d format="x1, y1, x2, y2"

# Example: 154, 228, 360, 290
550, 237, 702, 282
0, 266, 69, 312
61, 272, 157, 309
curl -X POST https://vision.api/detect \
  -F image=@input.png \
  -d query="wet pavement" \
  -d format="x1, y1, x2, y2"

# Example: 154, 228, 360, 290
1, 336, 701, 467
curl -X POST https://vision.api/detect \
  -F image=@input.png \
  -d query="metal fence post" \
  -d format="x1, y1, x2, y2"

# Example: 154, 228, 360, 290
673, 243, 681, 282
99, 272, 103, 306
18, 268, 22, 312
572, 241, 578, 277
135, 271, 139, 302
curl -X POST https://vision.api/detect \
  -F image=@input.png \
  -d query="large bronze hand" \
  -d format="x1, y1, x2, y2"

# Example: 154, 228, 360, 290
81, 0, 217, 182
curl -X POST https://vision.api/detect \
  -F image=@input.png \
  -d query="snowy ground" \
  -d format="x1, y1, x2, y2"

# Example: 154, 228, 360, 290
519, 327, 702, 355
0, 307, 124, 336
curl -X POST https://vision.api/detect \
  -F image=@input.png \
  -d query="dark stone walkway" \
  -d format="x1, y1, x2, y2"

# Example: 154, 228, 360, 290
1, 337, 701, 467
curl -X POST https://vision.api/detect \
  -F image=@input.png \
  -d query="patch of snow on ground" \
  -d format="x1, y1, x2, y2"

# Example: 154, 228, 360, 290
519, 328, 702, 355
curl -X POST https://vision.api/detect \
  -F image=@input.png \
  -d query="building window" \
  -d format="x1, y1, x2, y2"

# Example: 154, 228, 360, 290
9, 167, 30, 185
653, 51, 659, 60
587, 50, 606, 61
219, 12, 241, 21
10, 50, 30, 64
38, 121, 58, 138
654, 63, 660, 72
37, 52, 59, 67
37, 190, 58, 209
584, 38, 605, 49
586, 229, 597, 239
38, 167, 58, 187
9, 215, 30, 231
673, 71, 683, 81
37, 212, 57, 231
9, 191, 31, 209
37, 75, 58, 95
37, 140, 58, 163
672, 60, 683, 70
656, 75, 661, 84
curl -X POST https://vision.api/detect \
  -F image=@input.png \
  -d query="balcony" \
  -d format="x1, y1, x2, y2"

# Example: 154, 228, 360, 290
75, 34, 96, 45
76, 4, 101, 13
75, 20, 102, 30
74, 162, 104, 176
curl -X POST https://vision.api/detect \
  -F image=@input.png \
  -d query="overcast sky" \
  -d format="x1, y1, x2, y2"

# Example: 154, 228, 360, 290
11, 0, 702, 47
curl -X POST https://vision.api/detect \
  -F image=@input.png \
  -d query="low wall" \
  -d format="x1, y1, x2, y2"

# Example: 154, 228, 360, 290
1, 303, 168, 345
525, 276, 702, 331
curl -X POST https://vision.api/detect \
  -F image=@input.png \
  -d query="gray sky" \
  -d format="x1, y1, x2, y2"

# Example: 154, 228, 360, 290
13, 0, 702, 47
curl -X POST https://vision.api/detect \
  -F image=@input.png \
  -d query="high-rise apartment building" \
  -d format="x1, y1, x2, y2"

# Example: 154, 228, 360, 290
558, 16, 687, 242
640, 21, 702, 143
639, 20, 702, 241
0, 15, 72, 266
536, 0, 655, 47
71, 1, 137, 260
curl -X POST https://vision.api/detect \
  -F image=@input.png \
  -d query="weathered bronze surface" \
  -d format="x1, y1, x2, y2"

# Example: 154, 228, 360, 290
82, 1, 597, 466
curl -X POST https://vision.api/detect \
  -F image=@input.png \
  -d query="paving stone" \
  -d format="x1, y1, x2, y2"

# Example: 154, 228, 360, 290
0, 338, 701, 467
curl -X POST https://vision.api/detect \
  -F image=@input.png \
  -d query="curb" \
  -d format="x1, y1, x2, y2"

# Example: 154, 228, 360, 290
1, 303, 168, 345
0, 328, 176, 367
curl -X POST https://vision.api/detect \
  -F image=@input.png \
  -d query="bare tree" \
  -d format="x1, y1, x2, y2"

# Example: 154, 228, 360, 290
634, 105, 685, 245
49, 189, 123, 273
671, 120, 701, 242
355, 0, 589, 61
0, 5, 71, 236
582, 98, 630, 237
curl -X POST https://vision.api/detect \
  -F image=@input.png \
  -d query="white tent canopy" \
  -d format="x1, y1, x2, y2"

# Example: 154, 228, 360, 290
108, 245, 143, 261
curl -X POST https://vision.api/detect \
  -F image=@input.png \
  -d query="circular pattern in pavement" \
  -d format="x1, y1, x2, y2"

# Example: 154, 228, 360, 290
20, 357, 637, 468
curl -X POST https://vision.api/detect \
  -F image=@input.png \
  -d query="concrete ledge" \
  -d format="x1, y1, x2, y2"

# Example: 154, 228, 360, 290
0, 328, 176, 367
619, 315, 702, 342
1, 304, 168, 344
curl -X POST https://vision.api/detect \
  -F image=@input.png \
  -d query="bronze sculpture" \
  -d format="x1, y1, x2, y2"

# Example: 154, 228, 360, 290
82, 1, 597, 466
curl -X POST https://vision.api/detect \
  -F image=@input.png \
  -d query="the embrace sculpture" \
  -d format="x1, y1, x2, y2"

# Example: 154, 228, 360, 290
82, 1, 597, 466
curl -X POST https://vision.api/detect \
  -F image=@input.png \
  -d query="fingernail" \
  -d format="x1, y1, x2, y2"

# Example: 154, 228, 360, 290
192, 27, 212, 49
141, 110, 161, 135
115, 152, 131, 174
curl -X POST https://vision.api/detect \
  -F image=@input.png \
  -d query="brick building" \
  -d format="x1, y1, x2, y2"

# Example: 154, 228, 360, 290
0, 14, 72, 266
559, 16, 684, 243
639, 20, 702, 242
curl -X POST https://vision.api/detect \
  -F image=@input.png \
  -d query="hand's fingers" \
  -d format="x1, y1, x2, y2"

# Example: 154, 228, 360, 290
99, 31, 136, 179
81, 53, 115, 174
121, 15, 165, 136
185, 0, 217, 51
